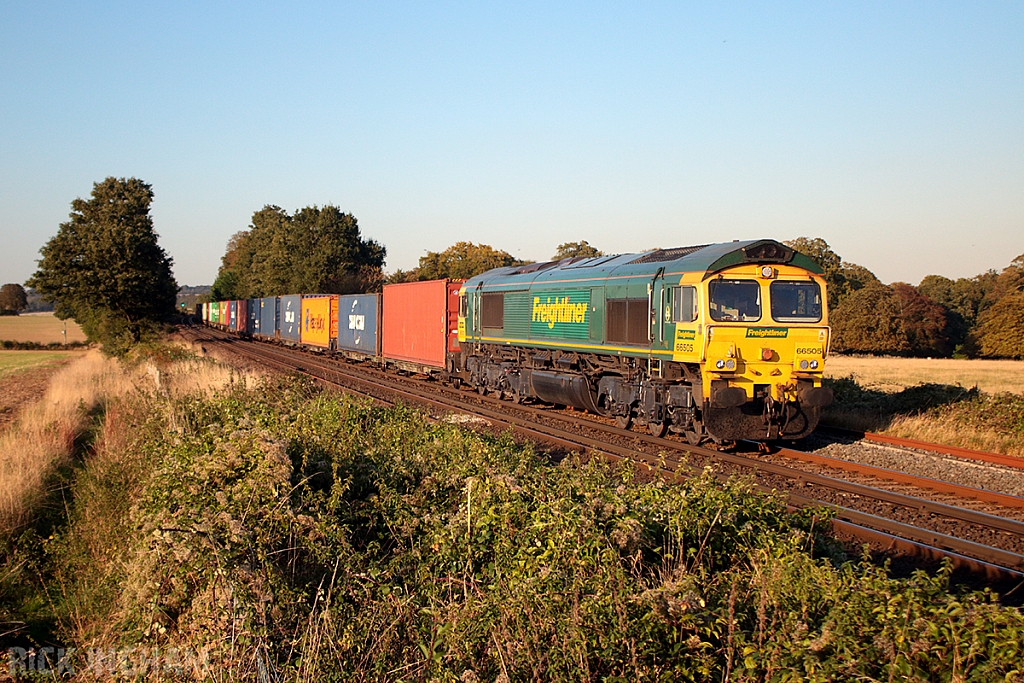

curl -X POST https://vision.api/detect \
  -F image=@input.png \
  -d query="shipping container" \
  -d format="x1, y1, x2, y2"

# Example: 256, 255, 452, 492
258, 297, 279, 339
228, 300, 237, 331
236, 300, 249, 333
211, 301, 221, 325
300, 295, 337, 349
218, 301, 227, 326
279, 295, 302, 342
202, 302, 209, 323
247, 296, 260, 335
336, 294, 381, 356
382, 280, 462, 369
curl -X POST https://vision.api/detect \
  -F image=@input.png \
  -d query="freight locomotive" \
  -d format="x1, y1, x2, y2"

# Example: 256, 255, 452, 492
200, 238, 833, 443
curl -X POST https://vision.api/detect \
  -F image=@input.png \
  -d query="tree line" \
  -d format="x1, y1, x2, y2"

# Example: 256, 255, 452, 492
22, 176, 1023, 359
785, 237, 1024, 359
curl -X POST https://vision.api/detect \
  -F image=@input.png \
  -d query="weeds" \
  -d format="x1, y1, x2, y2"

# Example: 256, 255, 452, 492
824, 375, 1024, 456
4, 352, 1023, 681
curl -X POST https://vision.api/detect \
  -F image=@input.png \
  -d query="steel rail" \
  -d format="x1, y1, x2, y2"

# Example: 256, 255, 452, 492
773, 445, 1024, 510
188, 329, 1024, 581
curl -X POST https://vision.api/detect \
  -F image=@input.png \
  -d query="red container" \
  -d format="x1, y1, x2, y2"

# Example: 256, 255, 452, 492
234, 299, 248, 333
382, 280, 462, 369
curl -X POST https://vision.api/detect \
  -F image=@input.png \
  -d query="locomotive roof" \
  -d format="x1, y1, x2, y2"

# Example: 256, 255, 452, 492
464, 239, 824, 289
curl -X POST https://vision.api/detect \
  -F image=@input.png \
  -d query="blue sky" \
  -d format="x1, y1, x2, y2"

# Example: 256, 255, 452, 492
1, 2, 1021, 286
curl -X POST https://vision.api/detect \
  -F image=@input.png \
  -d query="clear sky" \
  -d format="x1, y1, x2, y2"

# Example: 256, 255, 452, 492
1, 2, 1021, 287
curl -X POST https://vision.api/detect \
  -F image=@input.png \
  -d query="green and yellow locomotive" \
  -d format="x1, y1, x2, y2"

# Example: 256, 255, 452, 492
455, 239, 833, 443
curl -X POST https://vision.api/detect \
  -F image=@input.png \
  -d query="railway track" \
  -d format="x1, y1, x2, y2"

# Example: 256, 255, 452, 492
183, 327, 1024, 587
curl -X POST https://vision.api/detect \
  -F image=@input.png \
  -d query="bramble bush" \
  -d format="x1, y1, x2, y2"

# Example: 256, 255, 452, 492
25, 373, 1024, 681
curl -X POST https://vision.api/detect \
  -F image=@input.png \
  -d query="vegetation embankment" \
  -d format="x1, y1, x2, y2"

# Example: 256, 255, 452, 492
822, 373, 1024, 457
3, 347, 1023, 681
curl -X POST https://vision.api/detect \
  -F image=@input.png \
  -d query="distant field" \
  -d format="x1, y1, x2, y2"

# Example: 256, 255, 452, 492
0, 313, 87, 345
0, 350, 80, 377
825, 355, 1024, 395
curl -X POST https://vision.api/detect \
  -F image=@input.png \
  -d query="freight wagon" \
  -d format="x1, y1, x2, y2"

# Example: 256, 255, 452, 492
335, 294, 381, 358
382, 280, 462, 373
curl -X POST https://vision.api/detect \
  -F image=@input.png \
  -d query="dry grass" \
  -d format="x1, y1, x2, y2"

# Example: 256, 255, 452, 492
0, 312, 88, 344
884, 414, 1024, 458
825, 355, 1024, 394
0, 349, 260, 540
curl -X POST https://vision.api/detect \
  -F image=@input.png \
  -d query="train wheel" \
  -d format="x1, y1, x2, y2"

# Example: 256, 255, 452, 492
648, 420, 668, 438
614, 414, 632, 430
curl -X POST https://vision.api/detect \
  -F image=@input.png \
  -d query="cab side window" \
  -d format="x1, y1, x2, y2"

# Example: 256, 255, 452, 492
671, 286, 697, 323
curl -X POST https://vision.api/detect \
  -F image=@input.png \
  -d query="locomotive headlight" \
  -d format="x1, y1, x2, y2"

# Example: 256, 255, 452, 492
716, 359, 725, 369
725, 359, 736, 370
799, 359, 809, 370
760, 265, 774, 278
810, 360, 819, 370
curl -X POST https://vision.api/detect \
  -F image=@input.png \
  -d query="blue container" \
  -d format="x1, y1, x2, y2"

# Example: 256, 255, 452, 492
258, 297, 278, 339
247, 299, 259, 335
229, 300, 238, 331
279, 295, 301, 342
336, 294, 381, 355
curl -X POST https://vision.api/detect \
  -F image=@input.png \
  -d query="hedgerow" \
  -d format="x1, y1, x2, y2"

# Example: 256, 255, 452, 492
35, 375, 1024, 681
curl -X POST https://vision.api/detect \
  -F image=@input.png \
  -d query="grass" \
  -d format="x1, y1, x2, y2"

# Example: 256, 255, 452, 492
4, 348, 1024, 681
0, 348, 255, 542
822, 377, 1024, 457
0, 350, 79, 377
825, 354, 1024, 395
0, 312, 88, 345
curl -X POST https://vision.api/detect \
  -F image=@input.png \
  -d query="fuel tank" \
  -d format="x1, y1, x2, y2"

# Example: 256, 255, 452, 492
528, 371, 602, 414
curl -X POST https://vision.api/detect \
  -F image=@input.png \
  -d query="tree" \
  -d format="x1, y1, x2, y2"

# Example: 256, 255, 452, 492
212, 205, 386, 298
830, 284, 910, 354
553, 241, 602, 260
840, 262, 880, 293
973, 292, 1024, 358
27, 177, 177, 355
784, 238, 847, 307
891, 283, 951, 356
984, 252, 1024, 308
0, 284, 28, 315
417, 242, 524, 280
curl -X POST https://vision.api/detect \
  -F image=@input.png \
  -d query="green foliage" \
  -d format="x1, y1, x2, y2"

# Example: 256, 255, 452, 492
214, 206, 385, 299
973, 292, 1024, 359
26, 177, 178, 355
553, 240, 603, 260
417, 241, 524, 281
0, 283, 28, 313
830, 284, 910, 354
823, 375, 978, 429
920, 391, 1024, 438
20, 374, 1023, 682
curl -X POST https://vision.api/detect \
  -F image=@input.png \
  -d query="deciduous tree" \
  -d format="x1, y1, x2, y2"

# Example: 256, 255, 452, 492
212, 205, 385, 298
830, 284, 909, 354
973, 292, 1024, 358
553, 241, 602, 260
417, 242, 523, 280
891, 283, 951, 356
0, 284, 28, 314
27, 177, 177, 354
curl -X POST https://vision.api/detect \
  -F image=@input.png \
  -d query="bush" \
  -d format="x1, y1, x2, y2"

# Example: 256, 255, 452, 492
10, 373, 1023, 681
